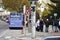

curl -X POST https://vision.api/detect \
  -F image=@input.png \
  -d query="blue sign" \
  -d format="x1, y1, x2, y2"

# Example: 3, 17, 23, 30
9, 13, 23, 27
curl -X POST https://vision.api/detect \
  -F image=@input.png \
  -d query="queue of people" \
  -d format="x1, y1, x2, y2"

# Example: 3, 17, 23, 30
36, 18, 60, 32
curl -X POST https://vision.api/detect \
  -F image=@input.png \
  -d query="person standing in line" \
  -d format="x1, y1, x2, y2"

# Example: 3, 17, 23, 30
44, 19, 49, 32
54, 19, 59, 32
39, 19, 44, 32
58, 18, 60, 30
36, 19, 40, 31
49, 19, 53, 32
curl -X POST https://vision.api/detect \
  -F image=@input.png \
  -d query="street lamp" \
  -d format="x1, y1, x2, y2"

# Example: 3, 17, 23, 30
54, 13, 57, 20
54, 13, 57, 17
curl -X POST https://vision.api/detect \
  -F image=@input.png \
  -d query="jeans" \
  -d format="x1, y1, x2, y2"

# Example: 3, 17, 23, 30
40, 26, 43, 32
54, 26, 58, 32
45, 27, 49, 32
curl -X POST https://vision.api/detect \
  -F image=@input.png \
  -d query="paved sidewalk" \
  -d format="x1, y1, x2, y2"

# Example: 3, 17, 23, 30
0, 29, 60, 40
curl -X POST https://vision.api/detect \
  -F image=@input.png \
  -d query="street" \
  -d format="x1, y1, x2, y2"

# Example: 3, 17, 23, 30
0, 20, 9, 35
0, 20, 60, 40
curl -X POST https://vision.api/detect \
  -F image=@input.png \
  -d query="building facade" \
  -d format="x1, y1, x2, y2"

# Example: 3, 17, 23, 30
0, 0, 10, 16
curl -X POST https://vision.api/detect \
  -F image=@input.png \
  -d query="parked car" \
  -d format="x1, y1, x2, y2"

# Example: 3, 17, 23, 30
41, 36, 60, 40
5, 17, 9, 23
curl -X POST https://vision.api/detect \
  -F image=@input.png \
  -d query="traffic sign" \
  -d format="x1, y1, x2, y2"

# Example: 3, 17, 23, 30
25, 9, 31, 15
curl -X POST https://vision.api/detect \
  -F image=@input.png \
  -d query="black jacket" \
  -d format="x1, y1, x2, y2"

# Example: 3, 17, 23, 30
54, 20, 59, 26
44, 20, 49, 27
39, 20, 43, 26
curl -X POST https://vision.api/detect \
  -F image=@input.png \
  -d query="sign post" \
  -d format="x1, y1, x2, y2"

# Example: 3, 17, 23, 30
29, 0, 38, 38
23, 5, 27, 36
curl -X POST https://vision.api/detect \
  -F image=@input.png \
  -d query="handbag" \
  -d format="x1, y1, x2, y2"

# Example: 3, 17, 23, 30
36, 26, 39, 31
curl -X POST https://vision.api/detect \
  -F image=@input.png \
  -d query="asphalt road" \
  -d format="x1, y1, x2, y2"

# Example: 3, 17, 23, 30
0, 20, 9, 34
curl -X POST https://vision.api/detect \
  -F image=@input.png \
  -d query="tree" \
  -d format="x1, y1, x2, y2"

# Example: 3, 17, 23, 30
41, 3, 53, 19
2, 0, 30, 12
36, 11, 40, 21
50, 0, 58, 3
36, 2, 41, 19
48, 0, 60, 18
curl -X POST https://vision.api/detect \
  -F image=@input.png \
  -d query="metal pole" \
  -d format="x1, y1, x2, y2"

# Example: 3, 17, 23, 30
31, 1, 36, 38
31, 12, 36, 38
26, 12, 31, 33
23, 5, 26, 36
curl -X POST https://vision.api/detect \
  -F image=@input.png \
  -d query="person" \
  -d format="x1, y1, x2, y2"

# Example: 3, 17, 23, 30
39, 19, 44, 32
26, 17, 29, 27
49, 19, 53, 32
36, 19, 40, 31
44, 19, 49, 32
54, 19, 59, 32
58, 18, 60, 30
